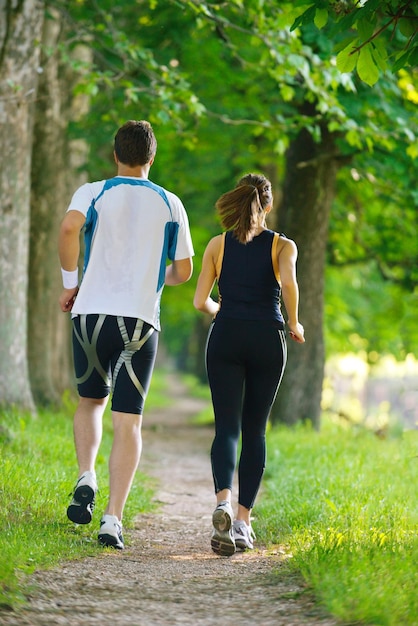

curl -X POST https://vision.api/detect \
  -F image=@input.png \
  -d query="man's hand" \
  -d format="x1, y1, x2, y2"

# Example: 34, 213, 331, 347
59, 287, 78, 312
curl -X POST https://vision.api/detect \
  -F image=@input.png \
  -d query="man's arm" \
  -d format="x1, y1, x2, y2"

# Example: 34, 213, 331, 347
165, 257, 193, 286
58, 210, 85, 312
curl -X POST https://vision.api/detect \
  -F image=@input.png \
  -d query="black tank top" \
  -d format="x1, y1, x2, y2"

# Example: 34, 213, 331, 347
216, 230, 284, 328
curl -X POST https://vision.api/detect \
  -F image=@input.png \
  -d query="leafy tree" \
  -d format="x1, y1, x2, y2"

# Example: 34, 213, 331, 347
325, 139, 418, 358
165, 0, 417, 425
47, 0, 416, 426
291, 0, 418, 85
2, 0, 415, 422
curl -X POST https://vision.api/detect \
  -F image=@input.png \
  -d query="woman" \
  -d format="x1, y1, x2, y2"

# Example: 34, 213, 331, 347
193, 173, 304, 556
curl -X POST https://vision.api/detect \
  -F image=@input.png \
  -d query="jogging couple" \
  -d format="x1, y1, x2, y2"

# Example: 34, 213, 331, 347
59, 120, 304, 554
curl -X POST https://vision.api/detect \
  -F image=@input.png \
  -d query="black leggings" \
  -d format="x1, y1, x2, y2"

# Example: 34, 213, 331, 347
205, 318, 287, 510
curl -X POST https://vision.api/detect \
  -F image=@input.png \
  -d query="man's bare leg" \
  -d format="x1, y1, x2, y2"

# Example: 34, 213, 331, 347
104, 411, 143, 521
73, 396, 107, 476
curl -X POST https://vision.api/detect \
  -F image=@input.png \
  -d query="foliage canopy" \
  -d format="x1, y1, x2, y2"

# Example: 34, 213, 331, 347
49, 0, 417, 362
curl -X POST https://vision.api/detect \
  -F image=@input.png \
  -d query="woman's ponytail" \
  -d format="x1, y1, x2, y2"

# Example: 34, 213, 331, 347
215, 173, 272, 244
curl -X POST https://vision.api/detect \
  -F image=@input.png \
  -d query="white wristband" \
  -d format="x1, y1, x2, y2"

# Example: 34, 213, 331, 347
61, 268, 78, 289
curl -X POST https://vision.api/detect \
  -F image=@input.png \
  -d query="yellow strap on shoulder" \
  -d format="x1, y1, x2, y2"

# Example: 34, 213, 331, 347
272, 232, 281, 283
215, 232, 226, 279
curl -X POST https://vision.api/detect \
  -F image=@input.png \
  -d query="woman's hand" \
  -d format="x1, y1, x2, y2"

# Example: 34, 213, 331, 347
288, 322, 305, 343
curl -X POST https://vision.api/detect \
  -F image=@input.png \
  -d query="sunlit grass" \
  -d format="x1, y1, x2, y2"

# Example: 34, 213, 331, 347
181, 373, 214, 425
258, 418, 418, 626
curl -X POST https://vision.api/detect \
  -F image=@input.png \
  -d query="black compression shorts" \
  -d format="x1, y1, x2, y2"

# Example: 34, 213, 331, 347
72, 314, 158, 414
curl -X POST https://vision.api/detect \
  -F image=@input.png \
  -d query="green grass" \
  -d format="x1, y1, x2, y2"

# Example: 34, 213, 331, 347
0, 369, 169, 609
182, 373, 214, 425
258, 418, 418, 626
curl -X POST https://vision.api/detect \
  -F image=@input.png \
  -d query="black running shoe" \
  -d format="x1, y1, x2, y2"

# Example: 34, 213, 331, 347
67, 471, 97, 525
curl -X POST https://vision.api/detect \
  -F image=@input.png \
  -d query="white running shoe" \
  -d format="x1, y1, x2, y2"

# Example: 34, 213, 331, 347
211, 500, 235, 557
233, 519, 256, 550
98, 514, 124, 550
67, 471, 98, 525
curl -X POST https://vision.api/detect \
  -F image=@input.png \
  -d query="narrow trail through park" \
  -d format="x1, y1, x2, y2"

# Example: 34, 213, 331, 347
0, 373, 339, 626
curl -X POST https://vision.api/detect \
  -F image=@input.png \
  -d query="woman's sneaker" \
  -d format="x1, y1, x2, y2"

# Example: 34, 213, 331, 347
211, 501, 235, 556
67, 471, 97, 525
233, 520, 256, 550
98, 514, 124, 550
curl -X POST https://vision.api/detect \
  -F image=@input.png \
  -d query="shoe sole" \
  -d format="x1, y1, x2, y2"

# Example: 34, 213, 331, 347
98, 533, 124, 550
211, 530, 236, 556
212, 507, 232, 532
67, 485, 95, 525
212, 507, 235, 556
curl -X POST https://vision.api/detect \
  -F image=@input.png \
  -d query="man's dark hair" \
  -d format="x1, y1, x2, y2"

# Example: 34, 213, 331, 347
114, 120, 157, 166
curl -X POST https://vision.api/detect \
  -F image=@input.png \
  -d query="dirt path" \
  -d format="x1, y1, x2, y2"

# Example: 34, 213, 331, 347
0, 374, 338, 626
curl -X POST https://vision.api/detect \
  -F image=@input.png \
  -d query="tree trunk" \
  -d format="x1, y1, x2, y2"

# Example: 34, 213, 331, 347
0, 0, 44, 412
29, 12, 91, 405
29, 12, 68, 405
271, 124, 339, 428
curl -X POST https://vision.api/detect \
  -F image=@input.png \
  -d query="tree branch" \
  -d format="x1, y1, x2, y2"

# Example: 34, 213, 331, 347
350, 0, 417, 55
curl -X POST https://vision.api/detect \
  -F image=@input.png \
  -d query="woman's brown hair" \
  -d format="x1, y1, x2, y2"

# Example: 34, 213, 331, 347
215, 173, 272, 244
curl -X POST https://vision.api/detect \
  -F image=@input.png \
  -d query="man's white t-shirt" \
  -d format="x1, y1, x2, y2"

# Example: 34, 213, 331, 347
68, 176, 194, 331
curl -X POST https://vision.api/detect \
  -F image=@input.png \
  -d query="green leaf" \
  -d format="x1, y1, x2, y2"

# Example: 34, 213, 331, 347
333, 35, 358, 55
336, 41, 359, 74
280, 84, 295, 102
314, 8, 328, 30
346, 128, 363, 149
373, 37, 388, 61
357, 0, 381, 16
406, 142, 418, 159
371, 44, 388, 72
407, 46, 418, 67
289, 14, 305, 32
274, 138, 289, 155
357, 16, 376, 42
329, 9, 359, 36
289, 5, 316, 32
399, 18, 416, 39
392, 50, 411, 73
357, 45, 379, 86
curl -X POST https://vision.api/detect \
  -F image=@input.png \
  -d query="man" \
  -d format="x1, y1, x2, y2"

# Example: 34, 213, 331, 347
58, 120, 194, 549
